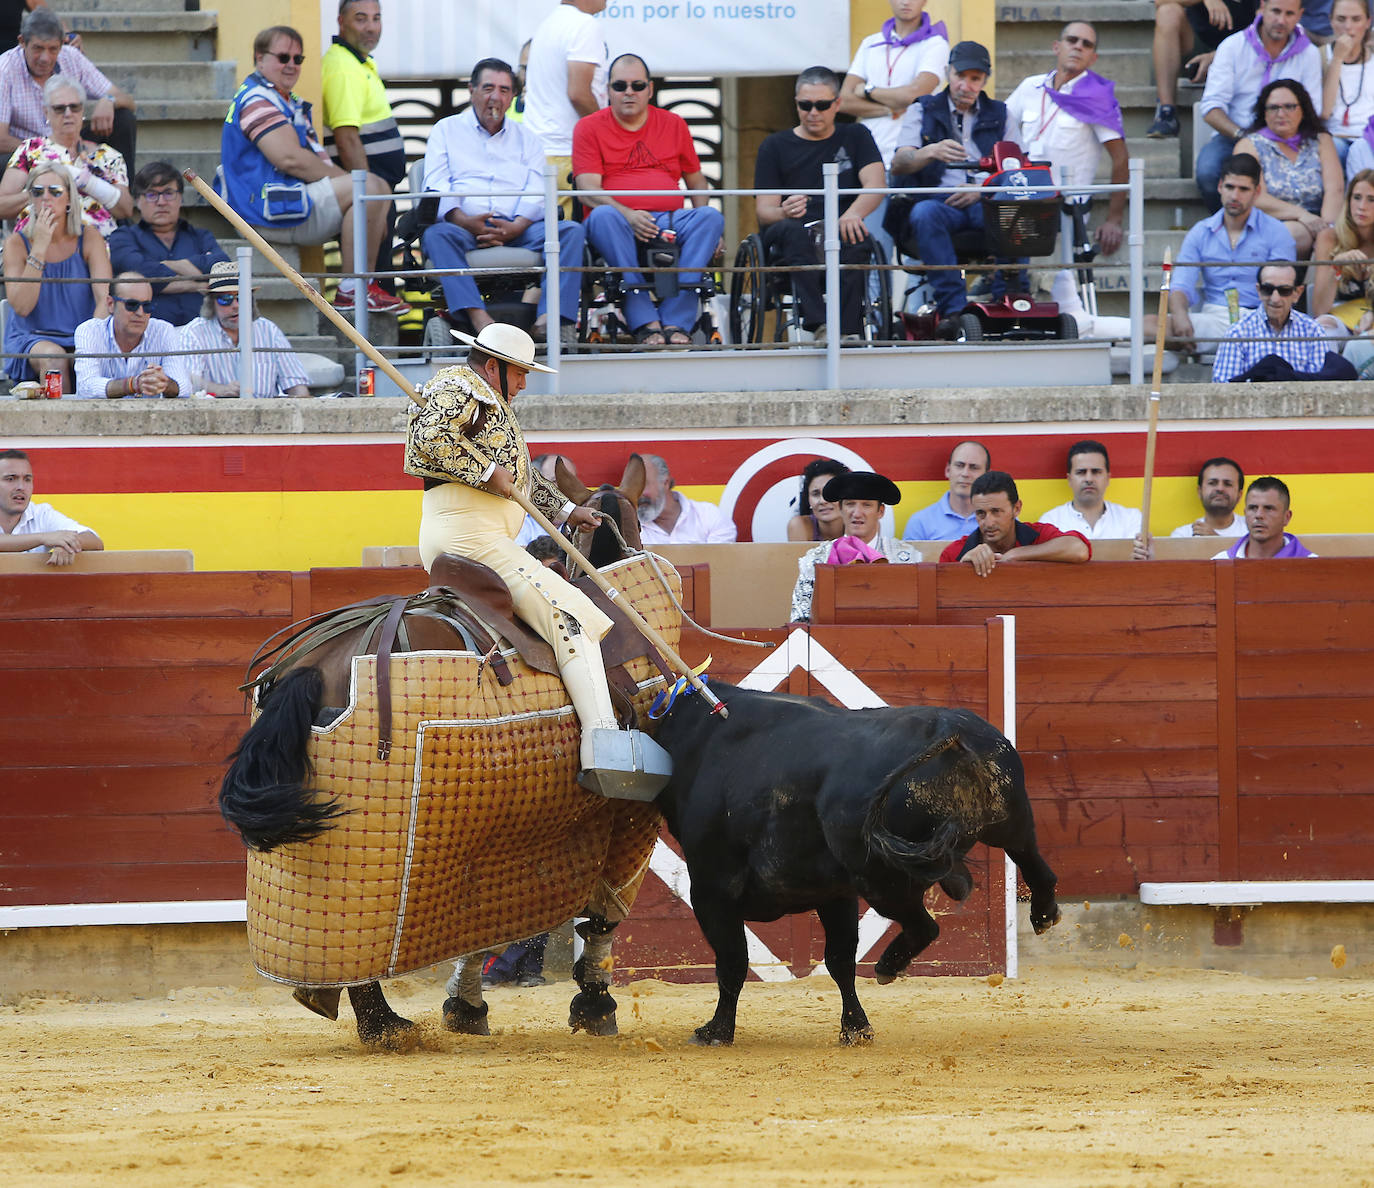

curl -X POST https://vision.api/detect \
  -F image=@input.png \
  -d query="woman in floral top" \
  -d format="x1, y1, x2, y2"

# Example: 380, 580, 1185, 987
0, 74, 132, 238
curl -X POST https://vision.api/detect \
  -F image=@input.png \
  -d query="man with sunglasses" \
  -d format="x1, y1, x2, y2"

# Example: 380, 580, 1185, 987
108, 161, 229, 327
220, 24, 404, 315
573, 53, 723, 346
1004, 22, 1128, 256
754, 66, 886, 341
1212, 261, 1354, 379
72, 272, 191, 399
181, 260, 311, 398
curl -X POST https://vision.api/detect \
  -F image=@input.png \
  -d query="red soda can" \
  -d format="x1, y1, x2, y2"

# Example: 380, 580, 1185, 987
44, 369, 61, 399
660, 228, 677, 244
358, 366, 375, 396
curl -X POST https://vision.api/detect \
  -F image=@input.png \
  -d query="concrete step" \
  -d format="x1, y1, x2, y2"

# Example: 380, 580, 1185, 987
136, 118, 231, 154
70, 13, 217, 63
101, 60, 240, 100
124, 98, 231, 123
998, 49, 1155, 90
57, 0, 192, 11
994, 0, 1157, 29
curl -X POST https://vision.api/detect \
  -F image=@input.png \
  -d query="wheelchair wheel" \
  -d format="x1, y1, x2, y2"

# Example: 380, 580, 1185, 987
1057, 313, 1080, 341
729, 235, 766, 345
861, 236, 893, 344
957, 312, 984, 342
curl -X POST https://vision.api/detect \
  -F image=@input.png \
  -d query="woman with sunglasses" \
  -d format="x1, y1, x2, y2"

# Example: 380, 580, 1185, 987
785, 458, 851, 542
1235, 79, 1343, 258
180, 261, 311, 397
0, 75, 132, 238
2, 161, 111, 391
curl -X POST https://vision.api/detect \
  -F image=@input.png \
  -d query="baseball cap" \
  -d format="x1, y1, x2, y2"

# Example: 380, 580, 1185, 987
948, 41, 992, 74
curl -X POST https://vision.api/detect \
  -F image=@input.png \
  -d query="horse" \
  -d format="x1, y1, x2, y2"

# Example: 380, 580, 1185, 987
220, 465, 665, 1045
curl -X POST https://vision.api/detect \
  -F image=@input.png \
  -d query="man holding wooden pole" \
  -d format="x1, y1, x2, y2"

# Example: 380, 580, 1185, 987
405, 321, 673, 798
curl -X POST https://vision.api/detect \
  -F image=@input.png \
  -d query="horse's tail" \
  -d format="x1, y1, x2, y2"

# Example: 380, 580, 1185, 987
860, 734, 976, 886
219, 666, 348, 852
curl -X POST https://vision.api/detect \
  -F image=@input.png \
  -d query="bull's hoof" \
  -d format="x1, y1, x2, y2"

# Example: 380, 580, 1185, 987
1031, 902, 1063, 935
292, 986, 341, 1021
442, 997, 490, 1036
355, 1009, 415, 1046
873, 970, 896, 986
873, 956, 910, 984
840, 1025, 875, 1046
569, 988, 618, 1037
688, 1023, 734, 1047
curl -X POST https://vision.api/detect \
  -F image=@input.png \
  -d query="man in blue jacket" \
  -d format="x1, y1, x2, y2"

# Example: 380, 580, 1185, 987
888, 41, 1014, 332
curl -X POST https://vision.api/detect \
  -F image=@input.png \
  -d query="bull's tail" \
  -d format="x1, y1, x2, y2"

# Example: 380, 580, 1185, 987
219, 666, 348, 852
860, 734, 977, 885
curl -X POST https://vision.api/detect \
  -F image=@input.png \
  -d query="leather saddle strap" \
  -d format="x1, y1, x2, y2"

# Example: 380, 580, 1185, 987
373, 596, 409, 760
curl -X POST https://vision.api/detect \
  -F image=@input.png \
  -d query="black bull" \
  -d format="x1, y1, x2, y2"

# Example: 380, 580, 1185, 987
653, 682, 1062, 1046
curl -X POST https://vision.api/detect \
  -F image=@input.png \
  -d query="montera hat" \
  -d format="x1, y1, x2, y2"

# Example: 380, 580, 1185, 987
451, 322, 557, 374
948, 41, 992, 74
206, 260, 260, 293
822, 470, 902, 505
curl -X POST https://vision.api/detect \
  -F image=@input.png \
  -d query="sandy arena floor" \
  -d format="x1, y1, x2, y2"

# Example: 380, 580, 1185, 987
5, 967, 1371, 1187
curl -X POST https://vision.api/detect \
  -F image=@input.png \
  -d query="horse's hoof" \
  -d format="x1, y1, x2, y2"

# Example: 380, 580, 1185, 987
569, 988, 618, 1037
292, 986, 341, 1021
688, 1025, 733, 1047
355, 1012, 415, 1046
442, 996, 490, 1037
840, 1026, 875, 1047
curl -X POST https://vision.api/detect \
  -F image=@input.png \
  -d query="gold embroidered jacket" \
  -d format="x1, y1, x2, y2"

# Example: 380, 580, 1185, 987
403, 364, 567, 520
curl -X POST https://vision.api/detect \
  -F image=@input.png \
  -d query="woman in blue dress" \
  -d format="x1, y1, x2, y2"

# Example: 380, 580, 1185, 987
3, 161, 111, 392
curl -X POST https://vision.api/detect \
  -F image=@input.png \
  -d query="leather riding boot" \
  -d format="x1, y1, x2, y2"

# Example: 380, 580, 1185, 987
557, 617, 672, 800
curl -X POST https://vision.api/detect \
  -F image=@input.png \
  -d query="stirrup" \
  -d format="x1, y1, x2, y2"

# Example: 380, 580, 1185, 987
577, 727, 672, 801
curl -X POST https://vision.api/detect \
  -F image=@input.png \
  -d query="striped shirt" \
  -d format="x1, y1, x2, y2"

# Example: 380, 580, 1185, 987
180, 315, 310, 397
0, 45, 113, 143
72, 315, 192, 399
1212, 306, 1329, 382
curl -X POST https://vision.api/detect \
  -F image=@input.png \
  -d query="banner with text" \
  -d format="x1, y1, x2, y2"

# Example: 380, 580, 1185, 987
360, 0, 851, 79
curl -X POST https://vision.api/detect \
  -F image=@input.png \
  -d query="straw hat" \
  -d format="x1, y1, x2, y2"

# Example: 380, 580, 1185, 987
206, 260, 260, 293
450, 322, 556, 374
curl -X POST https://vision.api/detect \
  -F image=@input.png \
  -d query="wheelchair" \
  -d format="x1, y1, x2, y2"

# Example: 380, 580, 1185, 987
578, 231, 723, 347
727, 226, 891, 345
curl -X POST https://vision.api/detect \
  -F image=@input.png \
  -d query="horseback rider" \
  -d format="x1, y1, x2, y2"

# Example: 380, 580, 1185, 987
405, 321, 670, 794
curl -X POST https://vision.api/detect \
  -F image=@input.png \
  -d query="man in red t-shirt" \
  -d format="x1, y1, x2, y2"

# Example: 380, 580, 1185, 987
939, 470, 1090, 576
572, 53, 723, 345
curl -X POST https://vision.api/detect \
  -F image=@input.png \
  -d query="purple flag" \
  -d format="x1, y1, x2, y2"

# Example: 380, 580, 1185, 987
1242, 13, 1312, 86
881, 14, 947, 47
1044, 70, 1125, 139
1226, 532, 1315, 558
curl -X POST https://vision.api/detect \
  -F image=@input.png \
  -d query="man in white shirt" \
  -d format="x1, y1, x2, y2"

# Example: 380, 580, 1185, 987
0, 449, 103, 565
524, 0, 608, 216
72, 274, 191, 400
838, 0, 950, 254
1040, 439, 1151, 557
1170, 457, 1250, 537
636, 453, 737, 545
1004, 21, 1128, 255
421, 58, 585, 343
1195, 0, 1322, 209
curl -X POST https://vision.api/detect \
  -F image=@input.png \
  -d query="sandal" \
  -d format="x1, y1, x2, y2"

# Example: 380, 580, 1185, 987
633, 324, 667, 346
661, 325, 692, 348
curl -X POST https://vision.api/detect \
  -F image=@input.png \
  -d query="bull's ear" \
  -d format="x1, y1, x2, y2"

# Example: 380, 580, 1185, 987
621, 453, 646, 505
555, 458, 593, 505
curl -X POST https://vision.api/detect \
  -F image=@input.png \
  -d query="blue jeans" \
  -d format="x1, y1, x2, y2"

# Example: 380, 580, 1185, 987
1196, 133, 1238, 213
906, 197, 1017, 318
584, 204, 723, 331
421, 218, 585, 322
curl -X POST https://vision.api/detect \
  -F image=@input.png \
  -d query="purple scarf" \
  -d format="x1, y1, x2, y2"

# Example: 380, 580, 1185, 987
1044, 69, 1125, 139
1362, 113, 1374, 154
1227, 532, 1315, 558
1257, 127, 1305, 151
1242, 13, 1312, 86
881, 13, 947, 47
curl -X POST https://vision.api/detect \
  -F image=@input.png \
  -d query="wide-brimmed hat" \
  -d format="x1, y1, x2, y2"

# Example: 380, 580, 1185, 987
822, 470, 901, 506
207, 260, 260, 294
451, 322, 557, 374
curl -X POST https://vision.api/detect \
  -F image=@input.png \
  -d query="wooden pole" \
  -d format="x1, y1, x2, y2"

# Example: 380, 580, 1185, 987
1140, 246, 1172, 535
184, 169, 727, 717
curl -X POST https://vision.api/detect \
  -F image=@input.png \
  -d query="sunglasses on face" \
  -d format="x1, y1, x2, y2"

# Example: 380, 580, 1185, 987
28, 184, 65, 197
118, 298, 154, 313
1062, 34, 1096, 48
1258, 282, 1296, 296
267, 51, 305, 65
795, 99, 835, 112
48, 102, 82, 115
214, 293, 240, 306
610, 79, 648, 92
1265, 102, 1300, 113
